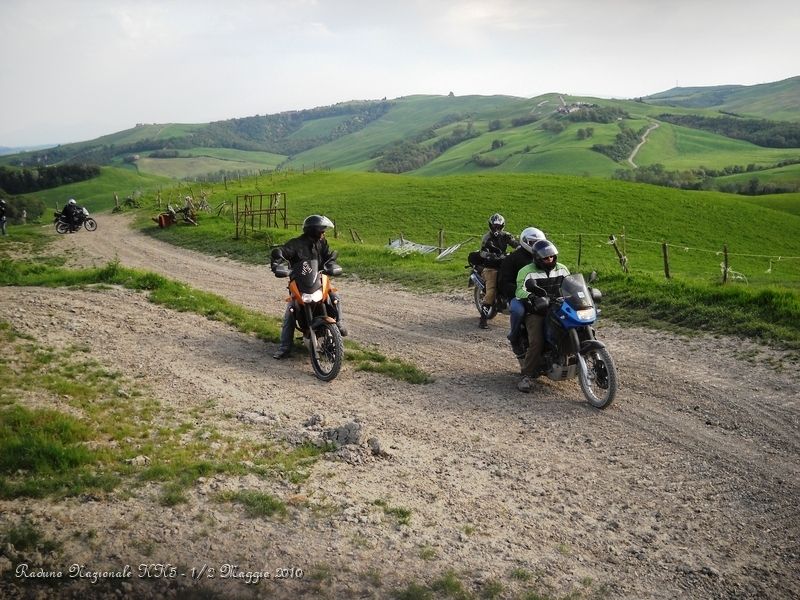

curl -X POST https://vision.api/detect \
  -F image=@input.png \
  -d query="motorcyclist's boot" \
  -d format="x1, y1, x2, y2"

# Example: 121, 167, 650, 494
330, 293, 348, 337
273, 307, 295, 359
479, 305, 490, 329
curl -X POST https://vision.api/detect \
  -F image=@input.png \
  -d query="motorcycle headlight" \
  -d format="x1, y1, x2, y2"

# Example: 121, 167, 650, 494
576, 307, 596, 321
301, 290, 324, 303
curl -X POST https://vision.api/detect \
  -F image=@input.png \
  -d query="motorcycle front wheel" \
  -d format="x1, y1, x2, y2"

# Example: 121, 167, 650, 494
84, 218, 98, 231
55, 221, 69, 234
578, 347, 618, 409
310, 322, 344, 382
473, 285, 498, 320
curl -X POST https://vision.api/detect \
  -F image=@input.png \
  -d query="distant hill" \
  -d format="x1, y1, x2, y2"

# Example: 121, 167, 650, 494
1, 77, 798, 189
641, 76, 800, 121
0, 144, 56, 156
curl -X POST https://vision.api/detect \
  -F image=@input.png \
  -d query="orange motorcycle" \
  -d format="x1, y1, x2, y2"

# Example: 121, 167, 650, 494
273, 258, 344, 381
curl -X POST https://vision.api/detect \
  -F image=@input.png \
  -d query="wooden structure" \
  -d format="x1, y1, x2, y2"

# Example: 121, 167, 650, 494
235, 192, 287, 239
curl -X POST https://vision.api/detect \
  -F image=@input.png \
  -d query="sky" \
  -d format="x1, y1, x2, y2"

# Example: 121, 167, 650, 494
1, 0, 798, 148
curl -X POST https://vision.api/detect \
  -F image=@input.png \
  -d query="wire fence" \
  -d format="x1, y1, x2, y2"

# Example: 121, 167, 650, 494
427, 228, 800, 288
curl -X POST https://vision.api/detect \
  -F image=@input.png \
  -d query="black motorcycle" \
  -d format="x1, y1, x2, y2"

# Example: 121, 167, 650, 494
467, 252, 508, 320
54, 208, 97, 234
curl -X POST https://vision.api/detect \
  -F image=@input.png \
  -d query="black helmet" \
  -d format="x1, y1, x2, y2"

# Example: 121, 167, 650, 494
532, 239, 558, 271
488, 213, 505, 236
519, 227, 545, 254
302, 214, 334, 240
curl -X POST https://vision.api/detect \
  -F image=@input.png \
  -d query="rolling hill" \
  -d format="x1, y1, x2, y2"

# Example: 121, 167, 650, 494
1, 77, 799, 190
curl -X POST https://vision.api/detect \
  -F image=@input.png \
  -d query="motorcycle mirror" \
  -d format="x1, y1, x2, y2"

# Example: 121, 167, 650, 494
324, 262, 343, 277
589, 271, 598, 284
591, 288, 602, 303
524, 278, 543, 294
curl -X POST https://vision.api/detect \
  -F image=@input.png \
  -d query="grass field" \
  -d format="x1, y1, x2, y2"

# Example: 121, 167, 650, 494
134, 148, 285, 179
11, 168, 800, 350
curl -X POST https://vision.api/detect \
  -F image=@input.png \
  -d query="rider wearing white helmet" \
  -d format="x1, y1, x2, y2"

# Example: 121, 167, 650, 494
499, 226, 546, 357
62, 198, 82, 231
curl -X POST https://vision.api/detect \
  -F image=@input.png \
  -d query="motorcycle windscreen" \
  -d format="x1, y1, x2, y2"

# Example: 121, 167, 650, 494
560, 274, 594, 310
290, 259, 323, 294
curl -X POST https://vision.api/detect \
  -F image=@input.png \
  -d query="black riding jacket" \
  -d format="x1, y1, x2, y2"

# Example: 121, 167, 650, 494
498, 246, 532, 300
274, 233, 335, 268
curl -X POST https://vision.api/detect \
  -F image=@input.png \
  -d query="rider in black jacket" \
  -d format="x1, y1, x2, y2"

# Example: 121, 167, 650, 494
270, 215, 348, 359
62, 198, 82, 232
499, 226, 546, 358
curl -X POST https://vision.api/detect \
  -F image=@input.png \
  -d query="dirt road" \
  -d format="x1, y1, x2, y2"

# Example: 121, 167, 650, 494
1, 213, 798, 599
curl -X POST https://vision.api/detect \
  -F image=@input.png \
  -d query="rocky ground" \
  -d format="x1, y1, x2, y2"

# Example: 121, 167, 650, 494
1, 213, 798, 599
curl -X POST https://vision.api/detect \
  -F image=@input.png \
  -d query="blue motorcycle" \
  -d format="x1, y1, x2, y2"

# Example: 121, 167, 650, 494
520, 273, 618, 408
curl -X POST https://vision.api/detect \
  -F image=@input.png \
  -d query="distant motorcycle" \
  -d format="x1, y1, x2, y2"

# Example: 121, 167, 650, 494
467, 262, 509, 320
466, 251, 508, 320
520, 272, 618, 408
54, 208, 97, 234
273, 257, 345, 382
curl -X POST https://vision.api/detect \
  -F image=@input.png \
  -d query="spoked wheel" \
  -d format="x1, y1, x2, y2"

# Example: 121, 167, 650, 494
55, 221, 69, 234
578, 347, 618, 409
473, 286, 498, 320
310, 322, 343, 382
84, 218, 98, 231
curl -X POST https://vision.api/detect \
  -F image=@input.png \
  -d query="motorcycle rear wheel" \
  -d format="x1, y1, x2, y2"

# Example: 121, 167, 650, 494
55, 221, 69, 234
310, 322, 344, 382
579, 347, 617, 409
473, 286, 498, 320
84, 218, 98, 231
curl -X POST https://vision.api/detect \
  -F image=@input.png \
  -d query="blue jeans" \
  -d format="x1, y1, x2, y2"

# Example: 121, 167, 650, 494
507, 298, 526, 343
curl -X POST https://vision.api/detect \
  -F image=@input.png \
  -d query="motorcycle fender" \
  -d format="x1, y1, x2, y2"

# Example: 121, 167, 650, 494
311, 315, 336, 329
579, 339, 606, 354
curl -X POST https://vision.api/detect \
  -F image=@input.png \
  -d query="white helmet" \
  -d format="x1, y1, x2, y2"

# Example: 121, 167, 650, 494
68, 198, 76, 205
519, 226, 546, 254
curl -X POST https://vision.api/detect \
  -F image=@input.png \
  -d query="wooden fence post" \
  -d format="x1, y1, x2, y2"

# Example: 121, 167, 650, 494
662, 242, 670, 279
722, 244, 729, 284
438, 229, 444, 253
609, 234, 629, 273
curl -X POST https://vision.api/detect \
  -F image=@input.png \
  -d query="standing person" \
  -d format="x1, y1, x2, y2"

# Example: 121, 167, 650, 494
0, 199, 7, 236
62, 198, 82, 232
477, 213, 518, 329
515, 239, 570, 393
498, 226, 546, 359
270, 215, 348, 359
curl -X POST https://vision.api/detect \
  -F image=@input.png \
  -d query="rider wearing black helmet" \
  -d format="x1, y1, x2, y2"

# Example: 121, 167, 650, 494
270, 214, 348, 359
477, 213, 519, 329
514, 239, 570, 392
499, 226, 546, 357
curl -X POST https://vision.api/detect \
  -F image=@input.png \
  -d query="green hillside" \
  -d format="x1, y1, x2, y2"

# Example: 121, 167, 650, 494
125, 171, 800, 290
1, 78, 798, 190
642, 76, 800, 121
23, 167, 171, 214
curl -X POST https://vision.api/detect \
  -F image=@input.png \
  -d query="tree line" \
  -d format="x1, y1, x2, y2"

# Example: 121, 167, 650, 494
0, 164, 101, 195
374, 123, 479, 173
612, 162, 800, 195
658, 114, 800, 148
